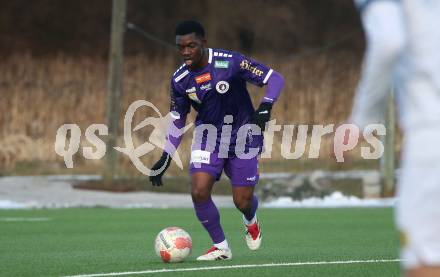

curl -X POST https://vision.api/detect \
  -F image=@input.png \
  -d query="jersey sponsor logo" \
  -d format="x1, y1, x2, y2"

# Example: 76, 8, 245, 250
214, 60, 229, 69
195, 73, 212, 84
185, 87, 196, 93
200, 83, 212, 92
246, 176, 257, 181
215, 81, 229, 94
240, 60, 264, 77
190, 150, 211, 164
188, 92, 201, 104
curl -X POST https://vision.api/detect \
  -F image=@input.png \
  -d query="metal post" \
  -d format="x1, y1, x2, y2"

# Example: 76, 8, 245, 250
381, 88, 395, 196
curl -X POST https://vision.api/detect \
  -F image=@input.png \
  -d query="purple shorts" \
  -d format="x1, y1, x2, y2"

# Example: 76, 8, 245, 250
189, 150, 259, 186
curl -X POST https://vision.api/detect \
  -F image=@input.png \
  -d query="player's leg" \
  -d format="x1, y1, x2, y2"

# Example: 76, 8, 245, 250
232, 186, 262, 250
397, 0, 440, 275
396, 134, 440, 276
350, 0, 405, 128
232, 186, 258, 225
225, 155, 262, 250
190, 153, 232, 261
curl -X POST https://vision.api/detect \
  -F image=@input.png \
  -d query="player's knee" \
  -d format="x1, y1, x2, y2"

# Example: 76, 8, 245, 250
191, 185, 210, 203
233, 194, 252, 212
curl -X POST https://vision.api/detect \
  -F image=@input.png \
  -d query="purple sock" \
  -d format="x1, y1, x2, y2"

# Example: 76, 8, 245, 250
193, 198, 225, 244
244, 195, 259, 221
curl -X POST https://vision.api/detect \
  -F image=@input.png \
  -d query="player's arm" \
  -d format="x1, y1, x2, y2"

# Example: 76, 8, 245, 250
251, 70, 285, 130
236, 54, 285, 130
163, 114, 187, 156
150, 81, 190, 186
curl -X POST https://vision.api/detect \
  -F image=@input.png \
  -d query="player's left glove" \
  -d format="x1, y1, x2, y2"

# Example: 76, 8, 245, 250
149, 152, 171, 186
250, 102, 273, 131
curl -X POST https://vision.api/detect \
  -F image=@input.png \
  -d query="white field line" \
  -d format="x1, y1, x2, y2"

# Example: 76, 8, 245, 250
63, 258, 401, 277
0, 217, 51, 222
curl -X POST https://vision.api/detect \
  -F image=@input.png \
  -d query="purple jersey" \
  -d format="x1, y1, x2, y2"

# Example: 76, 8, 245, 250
170, 48, 273, 152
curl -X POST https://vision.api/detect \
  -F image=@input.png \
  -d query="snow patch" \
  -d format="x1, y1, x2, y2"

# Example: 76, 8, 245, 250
263, 191, 396, 208
0, 200, 32, 209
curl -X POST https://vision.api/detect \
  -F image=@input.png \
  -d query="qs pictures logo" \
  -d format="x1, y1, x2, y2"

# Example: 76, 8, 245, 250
54, 100, 192, 176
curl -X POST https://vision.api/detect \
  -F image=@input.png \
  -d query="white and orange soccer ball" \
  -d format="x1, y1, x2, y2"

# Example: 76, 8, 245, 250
154, 227, 192, 263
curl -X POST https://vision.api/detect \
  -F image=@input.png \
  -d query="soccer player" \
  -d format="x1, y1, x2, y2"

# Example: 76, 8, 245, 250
351, 1, 440, 276
149, 20, 284, 261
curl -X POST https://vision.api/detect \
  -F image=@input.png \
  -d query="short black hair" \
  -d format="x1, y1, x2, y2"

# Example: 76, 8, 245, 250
175, 20, 205, 38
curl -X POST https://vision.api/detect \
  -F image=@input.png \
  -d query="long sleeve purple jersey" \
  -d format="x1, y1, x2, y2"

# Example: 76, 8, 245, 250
165, 48, 283, 154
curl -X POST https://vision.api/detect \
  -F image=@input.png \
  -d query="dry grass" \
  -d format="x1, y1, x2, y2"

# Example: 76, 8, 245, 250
0, 52, 399, 175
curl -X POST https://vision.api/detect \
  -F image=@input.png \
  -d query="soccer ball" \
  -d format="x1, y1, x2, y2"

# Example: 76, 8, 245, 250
154, 227, 192, 263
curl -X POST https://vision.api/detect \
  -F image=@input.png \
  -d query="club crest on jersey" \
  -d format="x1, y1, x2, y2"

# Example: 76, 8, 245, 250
240, 60, 264, 76
214, 60, 229, 69
195, 73, 212, 84
216, 81, 229, 94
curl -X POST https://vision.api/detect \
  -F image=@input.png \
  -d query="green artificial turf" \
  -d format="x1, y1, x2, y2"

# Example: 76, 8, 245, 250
0, 208, 400, 277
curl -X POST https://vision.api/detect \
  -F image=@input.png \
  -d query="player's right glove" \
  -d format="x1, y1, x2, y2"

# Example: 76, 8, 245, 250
250, 102, 273, 131
149, 152, 171, 186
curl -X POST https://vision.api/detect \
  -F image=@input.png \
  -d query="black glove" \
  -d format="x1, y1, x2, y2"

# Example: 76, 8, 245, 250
149, 152, 171, 186
250, 102, 273, 131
